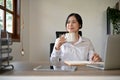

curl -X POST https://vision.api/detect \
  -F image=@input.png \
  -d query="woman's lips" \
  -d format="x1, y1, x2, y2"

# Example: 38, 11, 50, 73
69, 28, 74, 30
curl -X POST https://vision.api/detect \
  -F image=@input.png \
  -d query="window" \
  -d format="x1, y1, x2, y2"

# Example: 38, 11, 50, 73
0, 0, 20, 42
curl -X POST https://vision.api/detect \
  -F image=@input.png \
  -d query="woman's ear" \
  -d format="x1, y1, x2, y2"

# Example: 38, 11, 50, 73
79, 24, 82, 29
79, 25, 81, 29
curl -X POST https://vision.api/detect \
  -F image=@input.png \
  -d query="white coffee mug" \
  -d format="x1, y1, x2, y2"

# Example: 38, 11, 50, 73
65, 33, 76, 42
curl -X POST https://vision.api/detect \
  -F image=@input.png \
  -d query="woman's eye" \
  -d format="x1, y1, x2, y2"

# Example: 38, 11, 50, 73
72, 21, 76, 23
67, 20, 77, 24
73, 21, 76, 23
67, 21, 70, 23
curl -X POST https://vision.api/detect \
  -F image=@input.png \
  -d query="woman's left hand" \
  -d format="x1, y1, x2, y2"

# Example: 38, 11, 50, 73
92, 53, 102, 62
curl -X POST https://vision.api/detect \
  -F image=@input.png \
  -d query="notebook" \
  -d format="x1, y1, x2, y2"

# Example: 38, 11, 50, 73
64, 61, 103, 66
87, 35, 120, 70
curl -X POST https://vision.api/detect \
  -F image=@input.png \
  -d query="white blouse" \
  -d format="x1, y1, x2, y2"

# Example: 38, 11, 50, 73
50, 36, 95, 63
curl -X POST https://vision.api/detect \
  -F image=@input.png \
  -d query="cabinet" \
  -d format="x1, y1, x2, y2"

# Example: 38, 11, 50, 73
0, 30, 14, 70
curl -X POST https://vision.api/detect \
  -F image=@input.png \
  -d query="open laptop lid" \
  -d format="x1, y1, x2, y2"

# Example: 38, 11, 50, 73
104, 34, 120, 70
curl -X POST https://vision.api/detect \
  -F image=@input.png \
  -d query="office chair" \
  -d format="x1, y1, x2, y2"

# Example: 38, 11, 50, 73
50, 31, 82, 56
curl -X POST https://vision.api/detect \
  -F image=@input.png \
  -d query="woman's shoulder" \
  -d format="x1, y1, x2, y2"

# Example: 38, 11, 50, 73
80, 36, 91, 42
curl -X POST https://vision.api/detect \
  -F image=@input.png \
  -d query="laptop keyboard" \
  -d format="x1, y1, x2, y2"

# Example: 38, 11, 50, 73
86, 63, 104, 69
93, 64, 104, 67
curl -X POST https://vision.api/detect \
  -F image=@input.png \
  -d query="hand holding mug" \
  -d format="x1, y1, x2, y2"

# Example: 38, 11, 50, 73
55, 35, 66, 50
55, 32, 76, 50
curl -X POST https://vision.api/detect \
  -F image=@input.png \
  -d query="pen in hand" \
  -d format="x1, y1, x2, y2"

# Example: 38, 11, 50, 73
92, 53, 102, 62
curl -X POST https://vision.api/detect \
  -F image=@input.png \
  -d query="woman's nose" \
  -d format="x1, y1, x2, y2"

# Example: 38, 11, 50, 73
69, 22, 72, 26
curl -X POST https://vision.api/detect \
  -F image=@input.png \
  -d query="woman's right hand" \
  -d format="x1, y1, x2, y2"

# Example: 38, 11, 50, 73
55, 35, 66, 50
91, 53, 102, 62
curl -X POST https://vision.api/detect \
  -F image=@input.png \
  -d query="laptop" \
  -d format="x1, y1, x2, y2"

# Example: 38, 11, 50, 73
87, 35, 120, 70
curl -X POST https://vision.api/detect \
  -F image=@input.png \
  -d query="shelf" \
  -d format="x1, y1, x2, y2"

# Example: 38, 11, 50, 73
1, 38, 12, 46
0, 56, 13, 62
0, 30, 14, 70
1, 48, 12, 53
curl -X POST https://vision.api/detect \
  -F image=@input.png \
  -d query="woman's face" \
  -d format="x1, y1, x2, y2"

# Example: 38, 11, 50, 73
66, 16, 80, 33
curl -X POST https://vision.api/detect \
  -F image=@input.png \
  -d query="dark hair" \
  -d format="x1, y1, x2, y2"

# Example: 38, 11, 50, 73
65, 13, 83, 29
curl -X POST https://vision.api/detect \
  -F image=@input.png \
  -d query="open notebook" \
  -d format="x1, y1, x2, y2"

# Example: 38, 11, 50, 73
64, 61, 103, 66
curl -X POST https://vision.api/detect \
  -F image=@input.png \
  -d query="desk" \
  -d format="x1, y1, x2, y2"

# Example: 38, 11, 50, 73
0, 61, 120, 80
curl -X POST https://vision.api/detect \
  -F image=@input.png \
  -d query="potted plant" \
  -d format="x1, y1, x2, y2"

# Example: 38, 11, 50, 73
107, 7, 120, 35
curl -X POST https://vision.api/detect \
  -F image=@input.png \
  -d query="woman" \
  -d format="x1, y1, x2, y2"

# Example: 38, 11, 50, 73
50, 13, 101, 64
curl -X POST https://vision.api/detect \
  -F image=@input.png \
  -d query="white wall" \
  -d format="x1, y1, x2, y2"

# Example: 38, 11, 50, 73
11, 0, 30, 61
11, 0, 119, 62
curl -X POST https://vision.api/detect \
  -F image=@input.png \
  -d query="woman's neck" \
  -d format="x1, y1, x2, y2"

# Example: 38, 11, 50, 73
73, 32, 80, 43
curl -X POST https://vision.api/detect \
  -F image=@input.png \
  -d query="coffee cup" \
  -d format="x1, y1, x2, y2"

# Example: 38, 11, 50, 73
65, 33, 76, 42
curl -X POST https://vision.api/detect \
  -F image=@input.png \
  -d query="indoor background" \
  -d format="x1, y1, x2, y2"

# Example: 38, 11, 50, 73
11, 0, 119, 62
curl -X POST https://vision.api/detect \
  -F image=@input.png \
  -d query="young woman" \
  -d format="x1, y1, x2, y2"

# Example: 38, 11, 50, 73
50, 13, 101, 64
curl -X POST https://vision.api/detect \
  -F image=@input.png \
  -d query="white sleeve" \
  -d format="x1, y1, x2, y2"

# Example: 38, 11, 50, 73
88, 39, 95, 61
50, 38, 61, 64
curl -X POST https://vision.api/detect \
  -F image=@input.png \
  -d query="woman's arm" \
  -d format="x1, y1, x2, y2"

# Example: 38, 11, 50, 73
88, 39, 102, 62
50, 35, 66, 64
